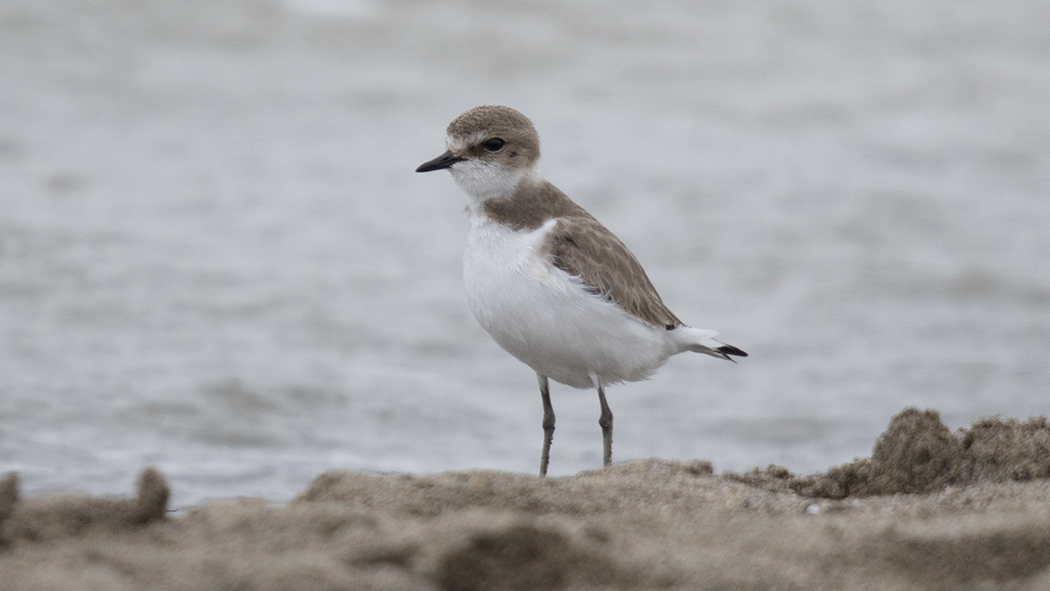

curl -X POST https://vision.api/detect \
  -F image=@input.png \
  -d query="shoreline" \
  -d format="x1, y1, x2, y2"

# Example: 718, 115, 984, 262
3, 408, 1050, 590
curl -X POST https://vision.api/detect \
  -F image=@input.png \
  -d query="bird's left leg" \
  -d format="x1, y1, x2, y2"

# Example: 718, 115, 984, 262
538, 373, 555, 476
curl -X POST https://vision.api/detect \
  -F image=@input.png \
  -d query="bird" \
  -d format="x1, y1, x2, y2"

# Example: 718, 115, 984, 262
415, 105, 746, 476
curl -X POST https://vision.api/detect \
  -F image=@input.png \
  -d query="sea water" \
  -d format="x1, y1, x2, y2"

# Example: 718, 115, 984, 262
1, 0, 1048, 506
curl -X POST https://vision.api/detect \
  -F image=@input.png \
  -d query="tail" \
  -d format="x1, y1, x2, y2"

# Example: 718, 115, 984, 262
668, 326, 749, 363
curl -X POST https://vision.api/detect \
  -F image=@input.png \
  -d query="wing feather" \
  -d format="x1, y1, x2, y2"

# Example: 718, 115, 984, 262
545, 216, 681, 328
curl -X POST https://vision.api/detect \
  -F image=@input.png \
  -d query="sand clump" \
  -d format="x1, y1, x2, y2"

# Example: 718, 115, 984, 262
0, 467, 169, 544
726, 407, 1050, 498
3, 408, 1050, 590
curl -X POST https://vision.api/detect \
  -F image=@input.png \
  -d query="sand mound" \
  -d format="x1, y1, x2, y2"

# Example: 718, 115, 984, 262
0, 467, 168, 544
5, 408, 1050, 590
296, 459, 717, 515
726, 407, 1050, 498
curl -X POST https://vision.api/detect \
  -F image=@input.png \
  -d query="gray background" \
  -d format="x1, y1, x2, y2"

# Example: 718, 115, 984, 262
1, 0, 1048, 505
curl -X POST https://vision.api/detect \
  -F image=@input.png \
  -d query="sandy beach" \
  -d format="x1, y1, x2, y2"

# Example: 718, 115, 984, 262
4, 407, 1050, 590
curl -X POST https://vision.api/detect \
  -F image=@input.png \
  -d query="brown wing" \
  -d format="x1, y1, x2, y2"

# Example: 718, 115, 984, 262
545, 216, 682, 328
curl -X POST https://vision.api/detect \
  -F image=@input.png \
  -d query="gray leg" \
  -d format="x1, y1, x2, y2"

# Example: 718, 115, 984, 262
537, 374, 555, 477
597, 379, 613, 466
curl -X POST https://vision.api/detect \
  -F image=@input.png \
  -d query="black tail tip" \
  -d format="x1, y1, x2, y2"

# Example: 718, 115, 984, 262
717, 344, 748, 358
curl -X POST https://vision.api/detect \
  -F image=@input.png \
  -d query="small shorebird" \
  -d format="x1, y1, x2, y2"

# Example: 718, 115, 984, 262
416, 105, 746, 475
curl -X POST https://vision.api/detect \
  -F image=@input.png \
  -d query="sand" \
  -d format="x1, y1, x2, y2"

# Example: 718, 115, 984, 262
4, 408, 1050, 590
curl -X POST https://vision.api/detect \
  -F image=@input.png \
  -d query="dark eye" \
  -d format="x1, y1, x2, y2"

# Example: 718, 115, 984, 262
482, 138, 505, 152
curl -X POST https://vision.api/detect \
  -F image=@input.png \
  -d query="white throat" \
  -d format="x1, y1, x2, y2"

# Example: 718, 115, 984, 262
449, 159, 540, 206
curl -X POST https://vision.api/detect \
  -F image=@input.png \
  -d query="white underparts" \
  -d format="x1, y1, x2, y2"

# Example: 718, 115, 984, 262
462, 214, 681, 389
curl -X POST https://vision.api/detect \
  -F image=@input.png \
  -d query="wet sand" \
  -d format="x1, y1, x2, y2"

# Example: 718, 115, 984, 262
4, 408, 1050, 590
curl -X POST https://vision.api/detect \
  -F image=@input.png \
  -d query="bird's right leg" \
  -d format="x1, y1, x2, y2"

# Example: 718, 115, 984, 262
597, 378, 613, 467
537, 373, 555, 477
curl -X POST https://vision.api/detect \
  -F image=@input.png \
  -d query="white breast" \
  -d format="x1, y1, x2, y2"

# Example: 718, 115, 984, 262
462, 213, 677, 389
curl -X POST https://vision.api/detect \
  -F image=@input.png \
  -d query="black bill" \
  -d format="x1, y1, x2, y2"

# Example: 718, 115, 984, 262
415, 150, 465, 173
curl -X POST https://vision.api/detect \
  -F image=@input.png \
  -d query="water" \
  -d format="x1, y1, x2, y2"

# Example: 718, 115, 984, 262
1, 0, 1048, 506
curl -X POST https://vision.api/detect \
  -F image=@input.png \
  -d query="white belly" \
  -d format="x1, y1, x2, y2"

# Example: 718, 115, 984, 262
462, 215, 677, 389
